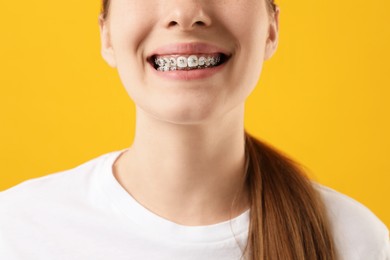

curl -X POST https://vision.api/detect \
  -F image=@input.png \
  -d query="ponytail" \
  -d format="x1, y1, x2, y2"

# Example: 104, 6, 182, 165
242, 132, 337, 259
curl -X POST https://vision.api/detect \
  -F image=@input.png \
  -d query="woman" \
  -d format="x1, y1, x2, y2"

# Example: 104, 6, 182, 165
1, 0, 389, 259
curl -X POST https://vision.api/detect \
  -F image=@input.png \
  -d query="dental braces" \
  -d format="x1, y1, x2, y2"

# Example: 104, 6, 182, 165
155, 55, 221, 71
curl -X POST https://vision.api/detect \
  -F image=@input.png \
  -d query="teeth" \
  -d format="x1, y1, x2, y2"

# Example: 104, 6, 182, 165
205, 58, 211, 66
187, 55, 198, 68
156, 58, 164, 67
198, 57, 206, 66
153, 54, 222, 71
177, 56, 188, 68
169, 57, 176, 67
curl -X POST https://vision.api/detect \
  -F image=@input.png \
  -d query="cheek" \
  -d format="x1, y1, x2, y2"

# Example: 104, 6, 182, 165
223, 20, 269, 105
217, 1, 270, 74
217, 0, 268, 38
109, 3, 156, 99
109, 0, 156, 57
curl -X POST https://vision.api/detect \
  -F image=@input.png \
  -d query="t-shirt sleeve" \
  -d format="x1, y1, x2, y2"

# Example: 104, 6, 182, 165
381, 238, 390, 260
314, 183, 389, 259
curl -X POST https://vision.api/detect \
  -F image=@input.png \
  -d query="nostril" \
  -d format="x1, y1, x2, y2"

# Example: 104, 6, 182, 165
167, 20, 207, 29
194, 21, 205, 26
168, 21, 178, 27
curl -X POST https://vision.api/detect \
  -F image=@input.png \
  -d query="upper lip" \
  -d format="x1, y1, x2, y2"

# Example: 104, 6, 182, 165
147, 42, 231, 58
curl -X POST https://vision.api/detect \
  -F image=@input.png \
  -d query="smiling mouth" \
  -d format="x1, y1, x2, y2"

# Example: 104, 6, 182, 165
147, 53, 230, 71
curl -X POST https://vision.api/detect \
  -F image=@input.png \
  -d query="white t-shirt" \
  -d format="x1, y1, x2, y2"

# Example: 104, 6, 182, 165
0, 150, 389, 260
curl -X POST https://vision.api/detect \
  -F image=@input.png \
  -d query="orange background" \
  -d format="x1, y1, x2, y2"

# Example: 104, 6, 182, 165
1, 1, 389, 228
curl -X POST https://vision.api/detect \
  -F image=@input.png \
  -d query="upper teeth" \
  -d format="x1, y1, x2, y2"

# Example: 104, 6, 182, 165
154, 55, 221, 71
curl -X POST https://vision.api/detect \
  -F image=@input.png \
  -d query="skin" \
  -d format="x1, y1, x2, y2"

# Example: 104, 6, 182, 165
98, 0, 279, 226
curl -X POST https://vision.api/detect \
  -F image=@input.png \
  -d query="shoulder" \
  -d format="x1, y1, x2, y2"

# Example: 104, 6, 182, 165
313, 183, 390, 259
0, 151, 113, 210
0, 151, 121, 257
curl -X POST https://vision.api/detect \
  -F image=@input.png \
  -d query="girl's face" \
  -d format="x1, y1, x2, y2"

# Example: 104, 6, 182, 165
99, 0, 279, 125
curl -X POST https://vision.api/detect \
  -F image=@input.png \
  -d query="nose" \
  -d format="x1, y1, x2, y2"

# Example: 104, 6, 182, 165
162, 0, 212, 31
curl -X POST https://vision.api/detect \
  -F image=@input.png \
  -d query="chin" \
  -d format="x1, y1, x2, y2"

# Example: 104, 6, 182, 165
142, 100, 222, 126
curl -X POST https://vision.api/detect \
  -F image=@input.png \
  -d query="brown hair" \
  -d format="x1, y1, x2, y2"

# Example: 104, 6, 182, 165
243, 132, 336, 259
100, 1, 337, 259
101, 0, 111, 20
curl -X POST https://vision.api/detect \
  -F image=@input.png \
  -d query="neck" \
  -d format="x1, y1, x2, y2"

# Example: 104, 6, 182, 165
113, 105, 250, 226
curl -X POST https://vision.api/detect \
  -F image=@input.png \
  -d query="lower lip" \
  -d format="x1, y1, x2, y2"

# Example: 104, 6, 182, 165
150, 61, 228, 81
